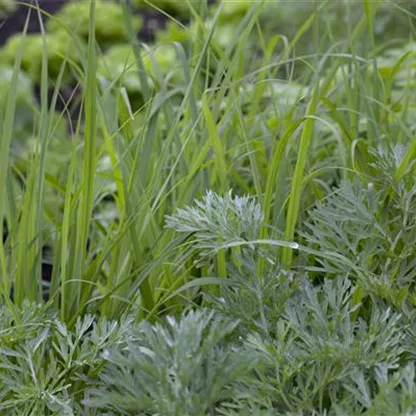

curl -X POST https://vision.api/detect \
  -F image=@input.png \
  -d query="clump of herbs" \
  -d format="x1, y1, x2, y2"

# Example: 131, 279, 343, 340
0, 0, 416, 414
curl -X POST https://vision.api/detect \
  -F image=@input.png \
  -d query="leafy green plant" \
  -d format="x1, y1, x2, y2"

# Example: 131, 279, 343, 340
0, 0, 15, 17
46, 0, 142, 46
1, 31, 85, 82
134, 0, 205, 17
214, 0, 255, 22
97, 42, 181, 109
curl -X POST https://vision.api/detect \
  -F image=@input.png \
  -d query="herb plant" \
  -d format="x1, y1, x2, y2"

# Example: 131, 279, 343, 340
0, 0, 415, 414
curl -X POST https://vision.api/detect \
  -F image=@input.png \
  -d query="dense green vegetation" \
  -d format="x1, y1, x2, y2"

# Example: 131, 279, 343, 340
1, 0, 416, 414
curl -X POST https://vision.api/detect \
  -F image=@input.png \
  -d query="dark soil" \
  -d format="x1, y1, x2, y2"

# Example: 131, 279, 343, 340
0, 0, 168, 45
0, 0, 67, 45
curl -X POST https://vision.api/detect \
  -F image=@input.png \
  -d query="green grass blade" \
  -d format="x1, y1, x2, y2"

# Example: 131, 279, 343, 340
0, 12, 32, 311
281, 85, 320, 267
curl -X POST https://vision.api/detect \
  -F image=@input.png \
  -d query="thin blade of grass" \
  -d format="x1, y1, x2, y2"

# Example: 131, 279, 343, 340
281, 85, 320, 267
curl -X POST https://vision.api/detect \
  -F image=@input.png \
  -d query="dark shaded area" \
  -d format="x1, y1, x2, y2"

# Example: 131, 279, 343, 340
0, 0, 67, 45
33, 83, 83, 134
3, 228, 54, 302
0, 0, 172, 45
0, 0, 220, 48
138, 10, 168, 42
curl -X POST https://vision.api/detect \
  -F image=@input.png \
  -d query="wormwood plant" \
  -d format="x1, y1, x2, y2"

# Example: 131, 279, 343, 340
1, 0, 416, 414
84, 309, 253, 415
1, 174, 416, 413
303, 145, 416, 311
165, 190, 299, 335
0, 302, 136, 415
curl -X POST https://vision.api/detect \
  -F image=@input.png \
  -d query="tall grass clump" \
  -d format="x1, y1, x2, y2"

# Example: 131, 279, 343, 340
0, 0, 416, 413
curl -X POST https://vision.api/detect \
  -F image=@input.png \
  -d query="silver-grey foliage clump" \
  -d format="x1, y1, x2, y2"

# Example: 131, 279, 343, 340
165, 190, 264, 242
165, 190, 265, 265
84, 309, 255, 416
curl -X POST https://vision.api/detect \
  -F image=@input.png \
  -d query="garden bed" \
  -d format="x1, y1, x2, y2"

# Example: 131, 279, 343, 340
1, 1, 416, 415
